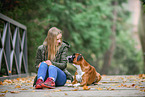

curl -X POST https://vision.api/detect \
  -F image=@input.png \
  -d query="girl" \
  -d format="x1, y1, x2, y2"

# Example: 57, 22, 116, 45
34, 27, 73, 89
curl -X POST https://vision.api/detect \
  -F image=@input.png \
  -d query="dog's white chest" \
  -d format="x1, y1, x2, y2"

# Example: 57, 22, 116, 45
73, 64, 85, 82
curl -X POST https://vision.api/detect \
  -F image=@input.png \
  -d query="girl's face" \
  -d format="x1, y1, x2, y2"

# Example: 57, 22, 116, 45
57, 33, 62, 46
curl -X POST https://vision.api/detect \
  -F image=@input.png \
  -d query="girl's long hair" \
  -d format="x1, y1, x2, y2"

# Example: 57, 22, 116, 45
43, 27, 62, 60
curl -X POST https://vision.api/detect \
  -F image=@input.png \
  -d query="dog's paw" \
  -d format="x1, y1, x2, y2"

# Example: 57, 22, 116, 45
73, 83, 81, 87
66, 84, 73, 87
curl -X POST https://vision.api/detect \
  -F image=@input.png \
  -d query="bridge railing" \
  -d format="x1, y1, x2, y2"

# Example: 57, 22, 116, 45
0, 13, 28, 80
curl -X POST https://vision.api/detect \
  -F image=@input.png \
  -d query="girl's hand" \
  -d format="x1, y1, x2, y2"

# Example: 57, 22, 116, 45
45, 60, 52, 66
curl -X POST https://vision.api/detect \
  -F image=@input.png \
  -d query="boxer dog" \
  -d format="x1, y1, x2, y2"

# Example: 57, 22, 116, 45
68, 53, 101, 87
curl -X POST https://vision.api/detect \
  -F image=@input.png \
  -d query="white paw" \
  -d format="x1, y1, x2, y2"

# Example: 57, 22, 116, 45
67, 84, 73, 87
73, 83, 81, 87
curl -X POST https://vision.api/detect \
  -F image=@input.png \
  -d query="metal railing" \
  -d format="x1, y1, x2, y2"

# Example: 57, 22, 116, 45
0, 13, 28, 80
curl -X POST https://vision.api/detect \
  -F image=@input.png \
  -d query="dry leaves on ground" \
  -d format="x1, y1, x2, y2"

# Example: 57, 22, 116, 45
96, 87, 103, 91
106, 87, 115, 91
0, 76, 35, 86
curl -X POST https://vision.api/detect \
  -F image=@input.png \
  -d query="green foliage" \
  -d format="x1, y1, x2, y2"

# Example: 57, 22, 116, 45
111, 32, 143, 74
1, 0, 144, 74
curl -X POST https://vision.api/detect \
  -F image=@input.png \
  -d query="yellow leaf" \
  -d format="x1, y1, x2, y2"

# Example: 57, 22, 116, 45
19, 88, 28, 90
3, 79, 12, 84
64, 93, 68, 95
15, 85, 21, 88
29, 87, 34, 89
9, 71, 11, 74
83, 85, 90, 90
26, 80, 31, 83
140, 89, 145, 92
53, 89, 61, 92
116, 85, 121, 87
139, 74, 145, 79
121, 84, 124, 87
1, 90, 8, 93
72, 89, 78, 91
124, 85, 127, 87
16, 78, 21, 81
96, 87, 103, 90
135, 86, 140, 89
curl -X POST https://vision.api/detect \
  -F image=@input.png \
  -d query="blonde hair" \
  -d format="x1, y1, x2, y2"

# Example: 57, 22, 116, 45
43, 27, 62, 60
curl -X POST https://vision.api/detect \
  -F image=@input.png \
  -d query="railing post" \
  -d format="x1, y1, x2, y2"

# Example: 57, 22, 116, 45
0, 13, 28, 80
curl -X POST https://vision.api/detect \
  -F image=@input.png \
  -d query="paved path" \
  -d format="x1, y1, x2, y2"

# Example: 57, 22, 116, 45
0, 75, 145, 97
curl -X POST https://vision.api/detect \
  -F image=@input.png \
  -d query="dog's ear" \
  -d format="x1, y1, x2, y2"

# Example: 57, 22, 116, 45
77, 55, 82, 61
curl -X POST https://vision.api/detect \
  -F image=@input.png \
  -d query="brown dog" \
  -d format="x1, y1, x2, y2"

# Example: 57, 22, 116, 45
68, 53, 101, 86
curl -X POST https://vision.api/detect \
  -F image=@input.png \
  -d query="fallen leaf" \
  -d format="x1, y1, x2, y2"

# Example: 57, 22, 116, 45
102, 82, 108, 83
3, 79, 12, 84
110, 84, 115, 86
64, 93, 68, 95
121, 84, 124, 87
16, 78, 20, 81
116, 85, 121, 87
139, 82, 143, 86
83, 85, 90, 90
139, 74, 145, 79
1, 90, 8, 93
53, 89, 61, 92
71, 89, 78, 91
26, 80, 31, 83
97, 83, 102, 85
140, 87, 145, 88
140, 89, 145, 92
0, 81, 3, 85
132, 84, 135, 87
106, 87, 115, 91
9, 71, 11, 74
19, 88, 28, 90
96, 87, 103, 90
135, 86, 140, 89
10, 91, 20, 93
15, 85, 21, 88
66, 80, 71, 84
0, 93, 5, 96
29, 87, 34, 89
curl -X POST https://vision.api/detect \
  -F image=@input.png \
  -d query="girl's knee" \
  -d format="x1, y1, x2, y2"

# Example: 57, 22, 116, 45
49, 65, 56, 69
40, 62, 48, 68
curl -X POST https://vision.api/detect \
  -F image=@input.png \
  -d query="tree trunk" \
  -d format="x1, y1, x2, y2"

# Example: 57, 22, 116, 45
138, 3, 145, 73
101, 1, 117, 74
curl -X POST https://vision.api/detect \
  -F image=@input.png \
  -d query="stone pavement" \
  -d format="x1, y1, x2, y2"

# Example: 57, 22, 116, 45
0, 75, 145, 97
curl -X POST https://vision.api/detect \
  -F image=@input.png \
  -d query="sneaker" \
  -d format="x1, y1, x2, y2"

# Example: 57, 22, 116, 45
41, 77, 55, 89
35, 79, 44, 89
